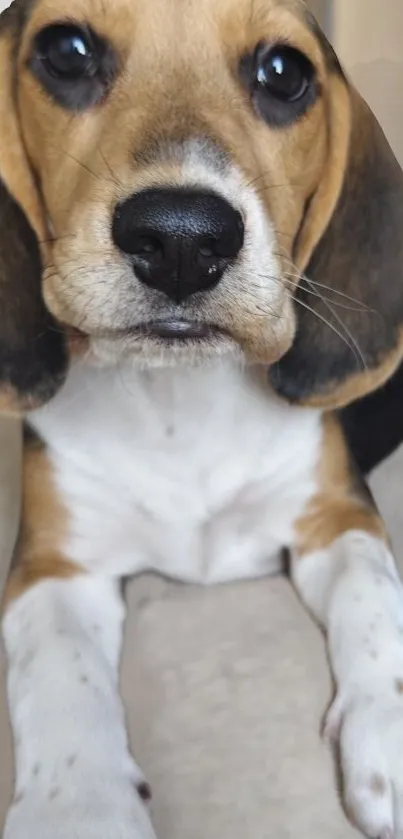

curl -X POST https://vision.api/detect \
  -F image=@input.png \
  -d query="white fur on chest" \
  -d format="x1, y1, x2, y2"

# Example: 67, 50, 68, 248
30, 360, 323, 583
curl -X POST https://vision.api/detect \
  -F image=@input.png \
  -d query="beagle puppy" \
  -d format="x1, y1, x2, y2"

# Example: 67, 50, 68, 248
2, 1, 403, 838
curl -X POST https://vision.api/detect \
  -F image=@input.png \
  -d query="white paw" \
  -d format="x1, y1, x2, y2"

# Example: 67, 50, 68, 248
325, 679, 403, 839
4, 779, 157, 839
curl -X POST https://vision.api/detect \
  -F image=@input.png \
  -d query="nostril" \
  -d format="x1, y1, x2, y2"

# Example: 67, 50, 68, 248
198, 241, 217, 259
196, 242, 230, 276
197, 222, 244, 263
131, 235, 163, 260
118, 231, 165, 267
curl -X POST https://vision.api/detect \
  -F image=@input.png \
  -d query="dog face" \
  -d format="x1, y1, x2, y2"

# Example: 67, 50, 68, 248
1, 0, 403, 410
9, 0, 333, 369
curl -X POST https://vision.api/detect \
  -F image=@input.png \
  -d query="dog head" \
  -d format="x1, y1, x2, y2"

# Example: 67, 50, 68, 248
1, 0, 403, 411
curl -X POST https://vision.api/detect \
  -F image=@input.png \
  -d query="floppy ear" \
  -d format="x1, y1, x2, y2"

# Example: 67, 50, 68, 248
0, 4, 67, 415
270, 68, 403, 410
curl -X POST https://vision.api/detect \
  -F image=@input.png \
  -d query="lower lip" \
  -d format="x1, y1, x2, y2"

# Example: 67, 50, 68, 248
138, 321, 223, 340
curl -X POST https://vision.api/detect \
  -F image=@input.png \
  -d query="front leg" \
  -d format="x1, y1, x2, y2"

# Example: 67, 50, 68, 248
292, 417, 403, 839
2, 572, 156, 839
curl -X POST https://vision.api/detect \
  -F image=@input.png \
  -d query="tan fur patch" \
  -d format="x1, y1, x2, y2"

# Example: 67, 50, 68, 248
3, 443, 81, 609
295, 415, 386, 556
294, 73, 351, 273
0, 30, 48, 246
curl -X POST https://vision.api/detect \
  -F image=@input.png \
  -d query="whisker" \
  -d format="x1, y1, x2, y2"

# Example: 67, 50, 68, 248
38, 233, 77, 246
303, 276, 367, 370
302, 275, 375, 313
271, 230, 294, 240
283, 276, 370, 313
243, 171, 306, 192
273, 245, 374, 311
252, 270, 370, 314
294, 297, 365, 368
98, 147, 123, 190
50, 145, 116, 187
245, 271, 367, 364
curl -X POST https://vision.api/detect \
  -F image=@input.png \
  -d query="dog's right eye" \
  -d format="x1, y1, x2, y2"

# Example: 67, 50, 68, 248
36, 25, 96, 80
29, 22, 119, 111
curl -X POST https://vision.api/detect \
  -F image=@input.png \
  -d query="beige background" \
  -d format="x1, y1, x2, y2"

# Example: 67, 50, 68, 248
310, 0, 403, 164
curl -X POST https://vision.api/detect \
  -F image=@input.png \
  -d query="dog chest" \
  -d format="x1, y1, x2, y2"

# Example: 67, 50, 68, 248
29, 360, 323, 582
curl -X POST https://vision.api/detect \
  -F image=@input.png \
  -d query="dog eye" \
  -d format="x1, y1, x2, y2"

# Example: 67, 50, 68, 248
241, 43, 318, 128
30, 22, 119, 110
36, 25, 95, 79
256, 46, 313, 102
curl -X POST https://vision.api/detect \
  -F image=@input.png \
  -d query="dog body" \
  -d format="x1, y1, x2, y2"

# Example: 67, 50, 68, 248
3, 1, 403, 837
9, 356, 403, 839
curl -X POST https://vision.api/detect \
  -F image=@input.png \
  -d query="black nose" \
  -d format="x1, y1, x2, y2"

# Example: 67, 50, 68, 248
112, 188, 244, 303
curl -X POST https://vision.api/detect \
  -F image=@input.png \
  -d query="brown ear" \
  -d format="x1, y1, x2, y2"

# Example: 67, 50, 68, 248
270, 71, 403, 410
0, 4, 67, 415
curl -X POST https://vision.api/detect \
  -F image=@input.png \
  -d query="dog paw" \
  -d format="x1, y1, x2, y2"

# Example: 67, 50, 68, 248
325, 681, 403, 839
4, 779, 157, 839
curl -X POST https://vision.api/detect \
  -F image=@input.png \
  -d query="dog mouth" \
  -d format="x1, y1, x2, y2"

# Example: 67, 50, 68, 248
63, 319, 227, 343
64, 316, 292, 367
136, 320, 225, 341
66, 319, 236, 366
84, 318, 238, 366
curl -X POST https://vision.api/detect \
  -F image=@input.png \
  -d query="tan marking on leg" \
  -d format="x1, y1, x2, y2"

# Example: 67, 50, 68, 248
2, 442, 82, 609
5, 553, 81, 606
295, 414, 386, 556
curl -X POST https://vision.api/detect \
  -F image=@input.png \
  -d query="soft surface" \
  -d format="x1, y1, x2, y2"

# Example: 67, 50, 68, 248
0, 417, 402, 836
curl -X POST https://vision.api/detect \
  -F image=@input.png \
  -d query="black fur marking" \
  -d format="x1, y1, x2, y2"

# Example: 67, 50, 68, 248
0, 1, 68, 407
0, 180, 67, 406
341, 363, 403, 475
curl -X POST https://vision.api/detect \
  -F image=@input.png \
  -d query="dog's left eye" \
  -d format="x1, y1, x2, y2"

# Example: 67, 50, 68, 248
36, 25, 96, 80
241, 43, 318, 127
30, 22, 118, 110
256, 46, 313, 102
